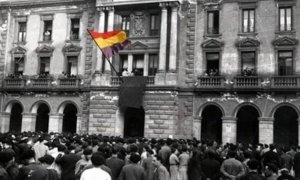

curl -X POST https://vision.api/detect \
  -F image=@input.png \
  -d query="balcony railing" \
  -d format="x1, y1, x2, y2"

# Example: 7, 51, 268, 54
196, 76, 225, 88
30, 78, 52, 88
233, 76, 262, 88
271, 76, 300, 88
111, 76, 155, 86
58, 78, 81, 88
4, 78, 25, 88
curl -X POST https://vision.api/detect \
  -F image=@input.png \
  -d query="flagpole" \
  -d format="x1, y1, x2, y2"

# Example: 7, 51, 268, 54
86, 29, 120, 77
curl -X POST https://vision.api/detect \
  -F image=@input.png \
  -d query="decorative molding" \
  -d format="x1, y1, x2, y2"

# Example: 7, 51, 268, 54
201, 38, 224, 48
11, 46, 27, 55
130, 11, 147, 37
124, 41, 148, 50
36, 44, 54, 56
62, 44, 82, 55
272, 36, 298, 47
236, 37, 260, 48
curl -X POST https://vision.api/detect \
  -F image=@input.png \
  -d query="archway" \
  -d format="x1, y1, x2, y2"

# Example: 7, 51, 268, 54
62, 104, 78, 133
201, 105, 222, 143
9, 103, 23, 132
123, 107, 145, 137
274, 106, 298, 146
35, 104, 50, 132
236, 106, 259, 144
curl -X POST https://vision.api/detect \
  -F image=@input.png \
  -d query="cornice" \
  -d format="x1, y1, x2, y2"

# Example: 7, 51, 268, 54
96, 0, 181, 7
0, 0, 94, 8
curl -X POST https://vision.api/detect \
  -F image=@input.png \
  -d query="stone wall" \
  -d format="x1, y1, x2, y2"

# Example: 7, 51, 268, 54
0, 9, 8, 82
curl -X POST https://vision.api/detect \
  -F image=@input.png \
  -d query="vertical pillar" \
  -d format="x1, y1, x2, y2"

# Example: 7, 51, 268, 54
222, 117, 237, 144
96, 7, 106, 73
104, 6, 114, 73
128, 54, 133, 74
158, 3, 168, 72
298, 118, 300, 146
144, 53, 149, 76
193, 116, 202, 140
22, 113, 37, 132
258, 117, 274, 145
169, 3, 178, 72
48, 113, 63, 133
0, 113, 10, 133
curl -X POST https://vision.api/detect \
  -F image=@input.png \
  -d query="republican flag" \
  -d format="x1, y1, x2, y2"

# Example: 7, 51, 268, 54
88, 30, 130, 58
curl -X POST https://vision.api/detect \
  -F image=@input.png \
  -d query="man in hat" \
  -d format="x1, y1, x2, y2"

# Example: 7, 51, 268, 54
118, 153, 146, 180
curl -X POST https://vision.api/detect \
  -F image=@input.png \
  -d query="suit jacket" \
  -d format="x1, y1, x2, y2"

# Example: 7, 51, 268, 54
118, 163, 146, 180
106, 156, 125, 180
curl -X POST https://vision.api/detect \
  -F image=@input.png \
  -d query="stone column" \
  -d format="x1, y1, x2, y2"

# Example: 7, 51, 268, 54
104, 6, 114, 73
298, 118, 300, 146
48, 113, 63, 133
0, 113, 10, 133
156, 3, 168, 85
169, 3, 178, 72
144, 53, 149, 76
96, 7, 106, 73
193, 116, 202, 140
258, 117, 274, 145
222, 117, 237, 144
128, 53, 133, 74
22, 113, 37, 132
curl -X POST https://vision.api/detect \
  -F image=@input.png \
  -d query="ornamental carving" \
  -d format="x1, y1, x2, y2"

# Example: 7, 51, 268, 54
201, 39, 224, 48
272, 36, 298, 47
36, 45, 54, 54
11, 46, 26, 55
62, 44, 82, 53
130, 11, 146, 37
236, 38, 260, 48
125, 41, 148, 50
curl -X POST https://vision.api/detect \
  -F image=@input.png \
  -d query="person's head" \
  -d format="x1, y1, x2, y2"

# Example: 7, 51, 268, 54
227, 150, 236, 158
247, 159, 259, 171
0, 151, 13, 166
21, 149, 35, 163
83, 148, 93, 161
152, 155, 163, 167
91, 153, 106, 167
38, 154, 54, 168
129, 153, 141, 164
265, 163, 278, 177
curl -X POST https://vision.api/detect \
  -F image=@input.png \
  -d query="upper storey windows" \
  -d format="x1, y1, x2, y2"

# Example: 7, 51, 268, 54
279, 7, 292, 32
242, 9, 255, 33
18, 22, 27, 43
207, 10, 219, 35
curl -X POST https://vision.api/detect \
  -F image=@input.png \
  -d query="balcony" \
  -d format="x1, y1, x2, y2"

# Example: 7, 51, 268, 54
271, 76, 300, 89
111, 76, 155, 86
3, 78, 25, 89
58, 78, 81, 89
233, 76, 262, 89
196, 76, 226, 89
30, 78, 52, 89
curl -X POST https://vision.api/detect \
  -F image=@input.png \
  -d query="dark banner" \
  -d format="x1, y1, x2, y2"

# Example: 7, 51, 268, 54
118, 76, 146, 109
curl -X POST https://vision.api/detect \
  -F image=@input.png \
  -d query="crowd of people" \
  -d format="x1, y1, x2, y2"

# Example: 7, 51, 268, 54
0, 132, 299, 180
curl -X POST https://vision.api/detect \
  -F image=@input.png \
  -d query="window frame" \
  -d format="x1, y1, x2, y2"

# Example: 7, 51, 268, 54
206, 10, 220, 35
205, 52, 220, 76
121, 15, 130, 35
278, 6, 293, 32
240, 51, 257, 76
149, 14, 160, 36
242, 9, 255, 33
39, 56, 51, 75
70, 18, 80, 40
277, 50, 294, 76
148, 54, 158, 76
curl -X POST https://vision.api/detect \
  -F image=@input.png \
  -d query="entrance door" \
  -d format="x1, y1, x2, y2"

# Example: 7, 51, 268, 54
236, 106, 259, 144
35, 104, 50, 132
274, 106, 298, 146
201, 105, 222, 143
124, 107, 145, 137
63, 104, 77, 133
9, 103, 23, 133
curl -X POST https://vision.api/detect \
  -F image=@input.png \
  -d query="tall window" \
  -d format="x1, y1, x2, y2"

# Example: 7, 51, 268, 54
207, 11, 219, 34
150, 14, 160, 36
43, 20, 53, 41
278, 51, 293, 76
70, 18, 80, 40
241, 52, 256, 76
149, 54, 158, 76
279, 7, 292, 31
242, 9, 255, 33
18, 22, 27, 42
14, 57, 24, 75
206, 53, 219, 76
40, 57, 50, 75
121, 16, 130, 35
66, 56, 78, 76
120, 55, 128, 72
133, 54, 144, 76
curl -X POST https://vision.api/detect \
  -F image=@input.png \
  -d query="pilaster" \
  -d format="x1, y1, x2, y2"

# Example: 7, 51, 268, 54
144, 53, 149, 76
193, 116, 202, 140
0, 112, 10, 133
96, 7, 106, 73
104, 6, 114, 74
22, 113, 37, 132
258, 117, 274, 144
49, 113, 63, 133
222, 117, 237, 144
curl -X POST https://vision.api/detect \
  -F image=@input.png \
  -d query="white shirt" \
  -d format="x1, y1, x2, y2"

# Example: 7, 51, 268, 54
80, 167, 111, 180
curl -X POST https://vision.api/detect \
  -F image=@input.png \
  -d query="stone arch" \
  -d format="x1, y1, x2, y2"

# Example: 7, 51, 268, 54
198, 102, 225, 117
30, 100, 52, 114
57, 100, 79, 114
232, 102, 262, 118
4, 100, 24, 113
270, 103, 300, 118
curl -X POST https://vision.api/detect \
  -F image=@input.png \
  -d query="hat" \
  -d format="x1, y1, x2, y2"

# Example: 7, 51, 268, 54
38, 155, 54, 165
83, 148, 93, 155
129, 153, 141, 163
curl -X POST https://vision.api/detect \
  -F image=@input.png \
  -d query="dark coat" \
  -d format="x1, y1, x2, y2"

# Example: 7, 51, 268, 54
56, 153, 81, 180
106, 156, 125, 180
118, 163, 146, 180
201, 157, 221, 180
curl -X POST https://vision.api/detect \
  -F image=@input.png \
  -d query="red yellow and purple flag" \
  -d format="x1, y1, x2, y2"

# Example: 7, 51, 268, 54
88, 30, 130, 58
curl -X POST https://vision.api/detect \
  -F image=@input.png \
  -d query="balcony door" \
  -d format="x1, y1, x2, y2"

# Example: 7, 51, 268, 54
206, 52, 219, 76
278, 51, 293, 76
124, 107, 145, 137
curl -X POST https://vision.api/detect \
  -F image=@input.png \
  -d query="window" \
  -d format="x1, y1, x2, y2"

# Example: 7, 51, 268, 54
39, 57, 50, 75
66, 56, 78, 76
133, 54, 144, 76
43, 20, 53, 41
278, 51, 293, 76
148, 54, 158, 76
279, 7, 292, 31
18, 22, 26, 42
207, 11, 219, 34
241, 52, 256, 76
70, 18, 80, 40
14, 57, 24, 75
206, 53, 219, 76
120, 55, 128, 72
150, 14, 160, 36
121, 16, 130, 35
242, 9, 255, 33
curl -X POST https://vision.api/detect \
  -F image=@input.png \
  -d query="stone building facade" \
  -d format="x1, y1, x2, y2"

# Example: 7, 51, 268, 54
0, 0, 300, 146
